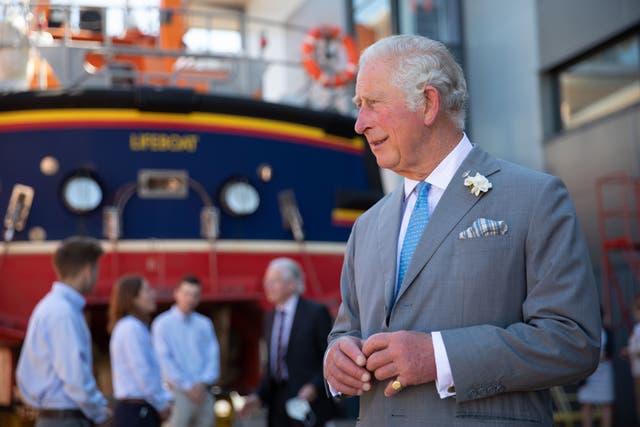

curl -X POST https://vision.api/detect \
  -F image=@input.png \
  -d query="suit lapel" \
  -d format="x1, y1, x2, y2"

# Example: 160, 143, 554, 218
265, 310, 275, 374
396, 147, 501, 301
377, 187, 405, 313
288, 298, 303, 351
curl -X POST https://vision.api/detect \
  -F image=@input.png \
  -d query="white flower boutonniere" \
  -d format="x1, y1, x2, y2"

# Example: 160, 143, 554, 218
464, 172, 492, 196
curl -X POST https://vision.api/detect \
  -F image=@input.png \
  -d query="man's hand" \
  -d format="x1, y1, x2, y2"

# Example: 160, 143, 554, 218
237, 393, 261, 418
297, 383, 318, 402
324, 336, 371, 396
186, 383, 207, 404
159, 404, 172, 421
95, 407, 113, 427
362, 331, 436, 397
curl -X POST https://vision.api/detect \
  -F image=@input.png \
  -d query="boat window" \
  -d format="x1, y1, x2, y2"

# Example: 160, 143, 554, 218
46, 0, 160, 37
183, 28, 242, 54
61, 171, 104, 215
138, 169, 189, 199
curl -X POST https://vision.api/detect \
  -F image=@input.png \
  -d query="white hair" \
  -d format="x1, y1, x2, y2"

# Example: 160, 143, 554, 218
359, 34, 468, 130
267, 257, 305, 294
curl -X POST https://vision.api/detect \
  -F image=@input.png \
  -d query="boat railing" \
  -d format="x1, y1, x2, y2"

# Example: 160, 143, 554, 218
0, 1, 330, 102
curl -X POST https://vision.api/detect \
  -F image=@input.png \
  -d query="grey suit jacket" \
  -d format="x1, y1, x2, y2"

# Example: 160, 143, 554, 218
329, 146, 601, 426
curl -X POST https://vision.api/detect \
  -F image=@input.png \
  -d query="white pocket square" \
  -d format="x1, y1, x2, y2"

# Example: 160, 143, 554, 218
459, 218, 508, 239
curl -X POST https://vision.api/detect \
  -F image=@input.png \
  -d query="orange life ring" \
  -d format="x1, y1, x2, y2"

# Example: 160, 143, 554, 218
301, 25, 359, 88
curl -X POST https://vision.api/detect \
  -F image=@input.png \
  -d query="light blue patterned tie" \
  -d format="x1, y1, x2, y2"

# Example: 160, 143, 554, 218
394, 181, 431, 305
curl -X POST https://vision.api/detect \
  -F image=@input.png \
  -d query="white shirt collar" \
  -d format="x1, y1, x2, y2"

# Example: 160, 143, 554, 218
403, 133, 473, 199
53, 281, 86, 309
170, 304, 193, 321
276, 294, 299, 316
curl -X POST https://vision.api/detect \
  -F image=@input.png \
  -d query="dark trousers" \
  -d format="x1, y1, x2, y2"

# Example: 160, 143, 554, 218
36, 409, 92, 427
112, 401, 160, 427
267, 381, 322, 427
36, 417, 92, 427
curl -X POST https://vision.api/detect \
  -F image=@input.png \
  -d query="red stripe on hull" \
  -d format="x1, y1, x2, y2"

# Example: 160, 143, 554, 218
0, 250, 344, 342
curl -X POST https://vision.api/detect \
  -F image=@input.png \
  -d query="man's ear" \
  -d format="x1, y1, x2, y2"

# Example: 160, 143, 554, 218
78, 263, 93, 292
423, 85, 440, 126
81, 263, 92, 280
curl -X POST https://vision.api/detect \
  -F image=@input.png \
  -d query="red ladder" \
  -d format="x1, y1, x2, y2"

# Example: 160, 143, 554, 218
596, 173, 640, 332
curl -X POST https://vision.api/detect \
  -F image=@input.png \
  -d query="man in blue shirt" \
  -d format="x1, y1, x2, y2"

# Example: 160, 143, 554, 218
152, 275, 220, 427
17, 236, 112, 426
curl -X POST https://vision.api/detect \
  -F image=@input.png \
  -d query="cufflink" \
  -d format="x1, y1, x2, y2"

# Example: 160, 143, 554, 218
447, 385, 456, 393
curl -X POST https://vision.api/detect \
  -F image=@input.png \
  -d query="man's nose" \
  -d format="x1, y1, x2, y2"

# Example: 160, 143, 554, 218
354, 108, 368, 134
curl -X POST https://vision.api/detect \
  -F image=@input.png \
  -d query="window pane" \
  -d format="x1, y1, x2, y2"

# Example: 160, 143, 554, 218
560, 34, 640, 129
353, 0, 392, 49
399, 0, 461, 45
398, 0, 463, 66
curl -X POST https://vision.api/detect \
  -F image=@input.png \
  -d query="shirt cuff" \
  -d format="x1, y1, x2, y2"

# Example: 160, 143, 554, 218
432, 331, 456, 398
328, 381, 341, 397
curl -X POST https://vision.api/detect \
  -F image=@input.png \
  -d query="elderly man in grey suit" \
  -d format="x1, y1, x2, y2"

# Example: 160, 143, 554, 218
323, 34, 601, 426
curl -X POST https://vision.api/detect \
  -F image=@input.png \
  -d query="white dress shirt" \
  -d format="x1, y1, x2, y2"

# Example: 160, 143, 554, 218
629, 323, 640, 376
397, 133, 473, 398
270, 295, 299, 379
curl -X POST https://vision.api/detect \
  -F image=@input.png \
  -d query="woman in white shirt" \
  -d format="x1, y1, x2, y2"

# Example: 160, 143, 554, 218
108, 275, 172, 427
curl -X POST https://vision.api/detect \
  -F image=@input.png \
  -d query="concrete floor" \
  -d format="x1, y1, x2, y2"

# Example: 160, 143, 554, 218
231, 408, 356, 427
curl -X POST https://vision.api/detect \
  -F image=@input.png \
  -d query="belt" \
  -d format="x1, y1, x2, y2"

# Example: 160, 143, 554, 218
118, 399, 148, 405
273, 378, 289, 387
38, 409, 87, 419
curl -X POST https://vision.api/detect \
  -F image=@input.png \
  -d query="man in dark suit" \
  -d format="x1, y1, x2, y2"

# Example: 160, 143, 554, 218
240, 257, 336, 426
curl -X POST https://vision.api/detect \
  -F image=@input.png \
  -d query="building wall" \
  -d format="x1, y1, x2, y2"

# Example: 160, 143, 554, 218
535, 2, 640, 423
461, 0, 544, 171
546, 105, 640, 265
463, 0, 640, 269
535, 0, 640, 269
537, 0, 640, 69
